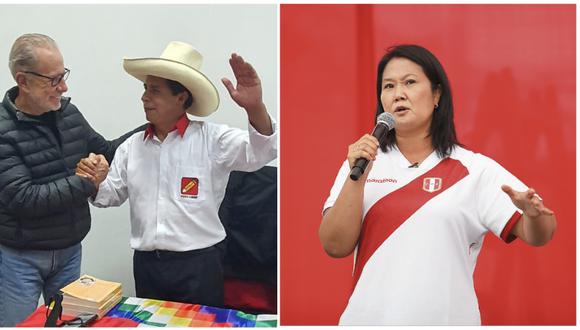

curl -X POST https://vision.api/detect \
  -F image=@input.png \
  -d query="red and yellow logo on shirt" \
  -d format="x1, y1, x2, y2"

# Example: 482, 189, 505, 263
181, 177, 199, 198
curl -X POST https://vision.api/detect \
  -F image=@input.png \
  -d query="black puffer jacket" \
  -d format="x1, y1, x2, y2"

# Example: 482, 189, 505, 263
0, 87, 142, 250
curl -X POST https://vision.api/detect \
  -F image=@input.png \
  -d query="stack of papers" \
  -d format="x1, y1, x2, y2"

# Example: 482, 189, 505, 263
60, 275, 123, 318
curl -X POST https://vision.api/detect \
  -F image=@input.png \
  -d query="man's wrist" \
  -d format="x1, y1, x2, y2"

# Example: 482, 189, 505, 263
245, 102, 267, 117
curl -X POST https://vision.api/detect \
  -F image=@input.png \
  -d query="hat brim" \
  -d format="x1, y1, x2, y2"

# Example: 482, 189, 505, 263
123, 57, 220, 117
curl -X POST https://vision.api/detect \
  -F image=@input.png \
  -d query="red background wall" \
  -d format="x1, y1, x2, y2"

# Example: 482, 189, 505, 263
280, 4, 575, 325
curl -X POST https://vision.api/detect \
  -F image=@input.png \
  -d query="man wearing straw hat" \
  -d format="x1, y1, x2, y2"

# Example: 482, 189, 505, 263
76, 41, 276, 307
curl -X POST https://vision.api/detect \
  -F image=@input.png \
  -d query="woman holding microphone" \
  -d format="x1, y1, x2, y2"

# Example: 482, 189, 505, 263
319, 44, 556, 325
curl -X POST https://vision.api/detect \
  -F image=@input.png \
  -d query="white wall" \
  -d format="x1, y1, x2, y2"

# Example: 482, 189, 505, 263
0, 4, 277, 298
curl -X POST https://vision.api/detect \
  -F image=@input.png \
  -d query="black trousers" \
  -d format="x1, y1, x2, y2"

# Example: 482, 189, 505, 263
133, 241, 225, 307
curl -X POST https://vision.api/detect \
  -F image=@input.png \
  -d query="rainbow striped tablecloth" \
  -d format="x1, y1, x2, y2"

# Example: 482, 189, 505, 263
106, 297, 277, 327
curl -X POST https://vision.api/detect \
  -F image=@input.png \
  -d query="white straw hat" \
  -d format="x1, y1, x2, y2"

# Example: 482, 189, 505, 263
123, 41, 219, 117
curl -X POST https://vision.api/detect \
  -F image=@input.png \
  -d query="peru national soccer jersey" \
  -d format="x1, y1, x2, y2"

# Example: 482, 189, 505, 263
323, 146, 526, 325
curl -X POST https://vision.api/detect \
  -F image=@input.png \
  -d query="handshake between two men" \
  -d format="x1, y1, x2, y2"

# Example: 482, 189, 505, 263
76, 153, 109, 188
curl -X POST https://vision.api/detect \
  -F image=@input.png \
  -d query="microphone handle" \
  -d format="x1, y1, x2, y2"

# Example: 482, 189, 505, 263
348, 122, 389, 181
349, 158, 368, 181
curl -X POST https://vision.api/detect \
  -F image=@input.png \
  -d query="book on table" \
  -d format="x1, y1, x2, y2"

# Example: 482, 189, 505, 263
59, 275, 123, 318
61, 293, 123, 319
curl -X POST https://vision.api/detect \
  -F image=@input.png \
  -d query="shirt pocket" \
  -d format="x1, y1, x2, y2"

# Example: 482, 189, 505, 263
173, 166, 208, 202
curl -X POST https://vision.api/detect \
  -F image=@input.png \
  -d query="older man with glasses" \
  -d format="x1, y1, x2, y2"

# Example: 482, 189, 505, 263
0, 33, 144, 327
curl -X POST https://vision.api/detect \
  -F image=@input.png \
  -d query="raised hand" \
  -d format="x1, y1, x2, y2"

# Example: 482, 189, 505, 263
221, 53, 272, 135
221, 53, 263, 114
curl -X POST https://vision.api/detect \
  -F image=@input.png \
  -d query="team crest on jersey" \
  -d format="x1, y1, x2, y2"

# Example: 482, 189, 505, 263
181, 177, 199, 198
422, 177, 442, 193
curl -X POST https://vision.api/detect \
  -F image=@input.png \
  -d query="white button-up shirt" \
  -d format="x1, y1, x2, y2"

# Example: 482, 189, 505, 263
92, 115, 277, 251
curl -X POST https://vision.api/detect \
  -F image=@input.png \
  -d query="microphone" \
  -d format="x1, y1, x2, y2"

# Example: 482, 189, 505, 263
349, 112, 396, 181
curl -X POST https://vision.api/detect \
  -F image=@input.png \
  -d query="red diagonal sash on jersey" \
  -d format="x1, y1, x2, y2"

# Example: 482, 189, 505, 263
353, 158, 469, 287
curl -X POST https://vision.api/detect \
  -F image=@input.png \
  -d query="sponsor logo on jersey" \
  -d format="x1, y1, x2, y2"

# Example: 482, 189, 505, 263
181, 177, 199, 198
422, 177, 442, 192
366, 178, 398, 184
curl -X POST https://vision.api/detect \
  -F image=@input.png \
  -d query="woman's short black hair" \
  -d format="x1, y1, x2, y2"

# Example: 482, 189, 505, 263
375, 44, 460, 158
166, 79, 193, 110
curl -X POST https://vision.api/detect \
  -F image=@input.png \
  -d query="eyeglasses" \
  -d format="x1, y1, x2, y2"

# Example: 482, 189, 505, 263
23, 68, 70, 87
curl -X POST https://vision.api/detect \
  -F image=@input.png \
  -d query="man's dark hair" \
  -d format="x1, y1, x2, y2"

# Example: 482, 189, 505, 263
166, 79, 193, 110
375, 44, 460, 158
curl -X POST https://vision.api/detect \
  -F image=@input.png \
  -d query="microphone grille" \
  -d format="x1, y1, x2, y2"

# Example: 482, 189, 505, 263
377, 112, 396, 130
